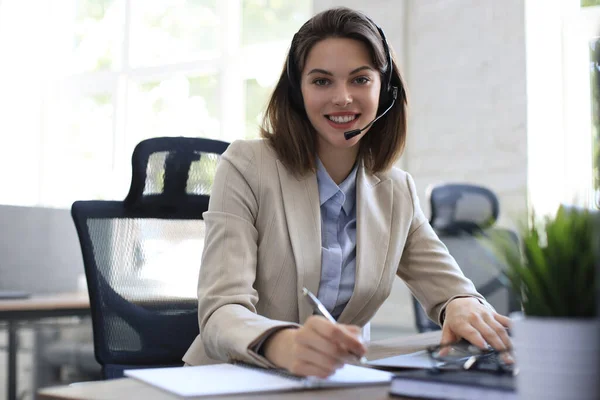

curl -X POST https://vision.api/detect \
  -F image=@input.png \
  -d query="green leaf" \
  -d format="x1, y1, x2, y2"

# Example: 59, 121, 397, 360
490, 205, 598, 318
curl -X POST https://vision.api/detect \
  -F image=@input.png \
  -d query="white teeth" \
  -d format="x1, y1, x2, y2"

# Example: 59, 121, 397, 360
327, 115, 357, 124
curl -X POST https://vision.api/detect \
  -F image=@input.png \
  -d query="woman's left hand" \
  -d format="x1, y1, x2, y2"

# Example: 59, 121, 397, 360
440, 297, 512, 352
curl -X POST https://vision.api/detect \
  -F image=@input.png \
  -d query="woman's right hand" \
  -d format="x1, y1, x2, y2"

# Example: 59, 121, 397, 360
263, 315, 367, 378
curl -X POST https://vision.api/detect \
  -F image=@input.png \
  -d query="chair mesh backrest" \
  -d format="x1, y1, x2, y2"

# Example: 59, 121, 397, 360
413, 183, 519, 333
124, 137, 229, 213
72, 137, 229, 375
429, 184, 499, 234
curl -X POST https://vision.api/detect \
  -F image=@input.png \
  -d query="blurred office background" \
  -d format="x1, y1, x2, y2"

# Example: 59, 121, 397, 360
0, 0, 598, 399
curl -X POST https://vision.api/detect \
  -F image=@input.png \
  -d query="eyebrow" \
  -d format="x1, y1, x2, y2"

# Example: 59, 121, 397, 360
306, 65, 375, 76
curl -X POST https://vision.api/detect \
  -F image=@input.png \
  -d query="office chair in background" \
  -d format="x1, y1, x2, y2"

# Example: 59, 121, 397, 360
71, 137, 229, 378
412, 183, 521, 333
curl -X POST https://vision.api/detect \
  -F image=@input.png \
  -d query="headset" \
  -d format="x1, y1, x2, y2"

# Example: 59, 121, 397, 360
285, 18, 399, 140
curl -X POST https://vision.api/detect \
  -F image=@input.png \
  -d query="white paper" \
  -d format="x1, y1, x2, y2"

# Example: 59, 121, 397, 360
366, 350, 443, 369
125, 363, 392, 397
307, 363, 393, 387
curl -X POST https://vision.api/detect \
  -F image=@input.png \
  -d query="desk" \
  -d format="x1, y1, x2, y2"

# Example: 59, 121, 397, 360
38, 331, 442, 400
0, 292, 90, 400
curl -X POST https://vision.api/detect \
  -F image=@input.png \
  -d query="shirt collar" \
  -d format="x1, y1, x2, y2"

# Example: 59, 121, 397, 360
316, 157, 358, 214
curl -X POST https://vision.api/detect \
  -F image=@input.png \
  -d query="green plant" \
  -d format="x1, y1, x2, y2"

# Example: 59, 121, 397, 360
494, 206, 598, 318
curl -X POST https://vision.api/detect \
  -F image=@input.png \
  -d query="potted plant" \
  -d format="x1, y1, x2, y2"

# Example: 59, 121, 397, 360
493, 205, 599, 400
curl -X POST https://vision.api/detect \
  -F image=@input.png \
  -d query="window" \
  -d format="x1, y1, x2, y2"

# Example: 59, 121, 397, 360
582, 0, 600, 209
527, 0, 600, 214
0, 0, 311, 207
563, 4, 600, 209
591, 38, 600, 207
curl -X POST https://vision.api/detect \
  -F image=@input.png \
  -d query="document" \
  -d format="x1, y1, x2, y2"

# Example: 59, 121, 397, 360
366, 350, 443, 369
125, 363, 392, 397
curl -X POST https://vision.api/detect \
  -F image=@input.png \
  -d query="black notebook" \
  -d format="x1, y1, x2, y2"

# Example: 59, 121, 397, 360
390, 369, 515, 400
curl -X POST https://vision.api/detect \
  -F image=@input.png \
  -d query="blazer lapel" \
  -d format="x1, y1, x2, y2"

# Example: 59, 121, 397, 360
276, 161, 321, 324
337, 165, 393, 325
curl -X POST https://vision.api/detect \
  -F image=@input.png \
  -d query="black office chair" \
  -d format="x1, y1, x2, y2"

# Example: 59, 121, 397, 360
412, 183, 520, 333
71, 137, 229, 378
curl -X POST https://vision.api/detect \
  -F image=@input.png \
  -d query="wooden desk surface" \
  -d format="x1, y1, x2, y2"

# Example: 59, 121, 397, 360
0, 292, 89, 312
38, 331, 442, 400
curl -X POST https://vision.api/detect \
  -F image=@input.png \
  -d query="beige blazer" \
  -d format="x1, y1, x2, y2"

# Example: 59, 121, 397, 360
182, 139, 485, 367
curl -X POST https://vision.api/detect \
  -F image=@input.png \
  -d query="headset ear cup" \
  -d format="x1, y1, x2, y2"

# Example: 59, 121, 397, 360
374, 24, 394, 113
378, 85, 390, 111
286, 36, 305, 111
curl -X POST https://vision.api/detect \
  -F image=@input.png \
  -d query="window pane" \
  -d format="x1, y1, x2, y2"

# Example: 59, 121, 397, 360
66, 0, 125, 73
42, 92, 115, 206
244, 78, 272, 139
240, 1, 311, 139
126, 74, 220, 151
0, 0, 46, 205
129, 0, 220, 68
242, 0, 311, 47
0, 78, 44, 206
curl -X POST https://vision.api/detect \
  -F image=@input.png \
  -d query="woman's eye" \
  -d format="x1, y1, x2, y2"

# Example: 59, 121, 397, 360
313, 78, 330, 86
353, 76, 371, 85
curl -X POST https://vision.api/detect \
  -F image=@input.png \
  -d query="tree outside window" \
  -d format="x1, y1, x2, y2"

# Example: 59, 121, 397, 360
582, 0, 600, 7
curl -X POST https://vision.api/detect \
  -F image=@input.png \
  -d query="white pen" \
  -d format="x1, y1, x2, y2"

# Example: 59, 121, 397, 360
302, 287, 368, 364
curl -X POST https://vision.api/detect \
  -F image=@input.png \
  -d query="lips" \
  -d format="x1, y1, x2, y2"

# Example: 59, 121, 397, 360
324, 113, 361, 129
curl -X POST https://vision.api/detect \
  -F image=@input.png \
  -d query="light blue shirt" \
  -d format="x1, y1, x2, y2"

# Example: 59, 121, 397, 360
315, 158, 358, 320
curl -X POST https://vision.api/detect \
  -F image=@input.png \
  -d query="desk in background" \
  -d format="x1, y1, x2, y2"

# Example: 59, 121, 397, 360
38, 331, 442, 400
0, 293, 90, 400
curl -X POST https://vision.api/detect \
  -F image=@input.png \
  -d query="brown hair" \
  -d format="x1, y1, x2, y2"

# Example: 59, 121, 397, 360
260, 7, 408, 175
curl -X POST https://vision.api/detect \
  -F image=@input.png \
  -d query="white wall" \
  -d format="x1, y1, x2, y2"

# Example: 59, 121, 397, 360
404, 0, 527, 224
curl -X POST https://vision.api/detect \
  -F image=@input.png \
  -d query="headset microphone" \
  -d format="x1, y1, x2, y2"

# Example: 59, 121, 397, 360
344, 86, 398, 140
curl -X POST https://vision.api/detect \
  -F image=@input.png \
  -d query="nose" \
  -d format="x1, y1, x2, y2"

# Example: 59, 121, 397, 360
332, 84, 352, 107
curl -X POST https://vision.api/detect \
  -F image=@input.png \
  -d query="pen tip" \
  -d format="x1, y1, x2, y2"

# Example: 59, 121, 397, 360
302, 287, 309, 296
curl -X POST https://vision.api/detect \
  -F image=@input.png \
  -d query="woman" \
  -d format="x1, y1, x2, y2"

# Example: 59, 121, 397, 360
183, 7, 511, 378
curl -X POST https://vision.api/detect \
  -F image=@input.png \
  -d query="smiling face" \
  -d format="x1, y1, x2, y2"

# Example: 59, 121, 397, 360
300, 37, 381, 159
